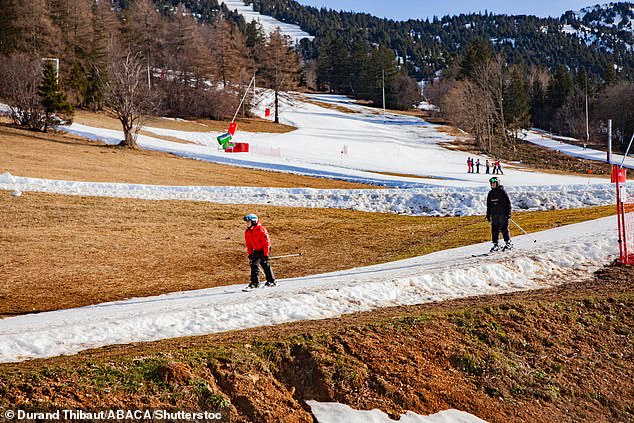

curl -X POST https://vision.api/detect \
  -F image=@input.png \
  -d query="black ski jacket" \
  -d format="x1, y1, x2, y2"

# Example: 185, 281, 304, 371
486, 186, 511, 219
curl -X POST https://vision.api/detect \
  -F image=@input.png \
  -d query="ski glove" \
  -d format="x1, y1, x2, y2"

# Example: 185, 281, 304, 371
248, 254, 253, 260
486, 215, 491, 222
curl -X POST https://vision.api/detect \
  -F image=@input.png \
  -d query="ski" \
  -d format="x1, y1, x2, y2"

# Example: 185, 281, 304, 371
472, 246, 513, 257
242, 283, 277, 292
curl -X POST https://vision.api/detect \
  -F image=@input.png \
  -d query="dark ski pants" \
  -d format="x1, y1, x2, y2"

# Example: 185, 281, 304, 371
250, 250, 275, 285
491, 215, 510, 244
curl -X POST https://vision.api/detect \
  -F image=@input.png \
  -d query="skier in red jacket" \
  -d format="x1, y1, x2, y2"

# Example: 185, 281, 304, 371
244, 214, 276, 290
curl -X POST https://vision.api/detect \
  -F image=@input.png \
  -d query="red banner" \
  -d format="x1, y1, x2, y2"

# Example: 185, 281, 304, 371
611, 165, 626, 183
228, 122, 237, 136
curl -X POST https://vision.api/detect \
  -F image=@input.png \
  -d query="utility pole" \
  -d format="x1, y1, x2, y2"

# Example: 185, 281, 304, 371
584, 74, 589, 150
382, 67, 386, 121
608, 119, 612, 164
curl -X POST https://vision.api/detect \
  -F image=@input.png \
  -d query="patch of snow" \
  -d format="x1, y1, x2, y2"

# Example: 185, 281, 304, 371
307, 401, 488, 423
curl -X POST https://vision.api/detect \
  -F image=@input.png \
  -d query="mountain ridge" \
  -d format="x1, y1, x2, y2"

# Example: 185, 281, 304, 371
246, 0, 634, 80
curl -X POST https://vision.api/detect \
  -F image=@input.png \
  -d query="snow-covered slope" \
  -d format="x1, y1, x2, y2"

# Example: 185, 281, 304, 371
0, 92, 626, 364
561, 3, 634, 52
522, 129, 634, 169
2, 92, 621, 216
221, 0, 314, 44
0, 216, 618, 363
57, 92, 612, 190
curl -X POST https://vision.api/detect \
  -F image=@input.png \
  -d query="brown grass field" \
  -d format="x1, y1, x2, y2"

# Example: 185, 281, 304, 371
0, 189, 615, 317
73, 109, 296, 134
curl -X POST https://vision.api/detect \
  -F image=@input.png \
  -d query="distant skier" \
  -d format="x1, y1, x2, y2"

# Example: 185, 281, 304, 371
467, 157, 472, 173
496, 159, 504, 175
243, 214, 276, 290
486, 177, 512, 252
485, 159, 490, 174
475, 158, 481, 173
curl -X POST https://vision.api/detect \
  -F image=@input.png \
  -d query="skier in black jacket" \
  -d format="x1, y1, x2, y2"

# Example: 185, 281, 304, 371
486, 176, 512, 252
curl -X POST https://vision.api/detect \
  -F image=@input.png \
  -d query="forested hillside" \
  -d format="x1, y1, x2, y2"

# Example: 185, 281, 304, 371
251, 0, 634, 81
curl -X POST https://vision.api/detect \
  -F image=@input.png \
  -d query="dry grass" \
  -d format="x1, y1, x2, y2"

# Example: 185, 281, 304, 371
0, 123, 373, 188
74, 110, 296, 134
436, 125, 471, 139
302, 98, 363, 114
0, 190, 615, 317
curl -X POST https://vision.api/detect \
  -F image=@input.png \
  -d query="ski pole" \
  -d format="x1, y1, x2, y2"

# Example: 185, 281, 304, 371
510, 218, 537, 243
269, 253, 302, 260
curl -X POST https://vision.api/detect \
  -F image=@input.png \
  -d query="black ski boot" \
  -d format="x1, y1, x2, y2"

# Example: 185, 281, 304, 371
242, 282, 260, 292
489, 243, 500, 253
502, 241, 513, 252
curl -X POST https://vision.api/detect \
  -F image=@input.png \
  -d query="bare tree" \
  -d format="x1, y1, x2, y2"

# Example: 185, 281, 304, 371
0, 53, 46, 130
471, 56, 508, 147
205, 17, 251, 88
101, 51, 159, 149
440, 77, 496, 151
166, 5, 213, 89
594, 81, 634, 151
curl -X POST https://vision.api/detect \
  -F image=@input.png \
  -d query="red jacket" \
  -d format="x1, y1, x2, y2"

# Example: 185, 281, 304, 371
245, 222, 271, 256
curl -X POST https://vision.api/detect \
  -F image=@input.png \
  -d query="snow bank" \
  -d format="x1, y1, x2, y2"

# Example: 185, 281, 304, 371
0, 172, 615, 216
307, 401, 487, 423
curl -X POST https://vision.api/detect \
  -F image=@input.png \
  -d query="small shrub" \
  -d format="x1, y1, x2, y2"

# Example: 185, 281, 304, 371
452, 354, 484, 376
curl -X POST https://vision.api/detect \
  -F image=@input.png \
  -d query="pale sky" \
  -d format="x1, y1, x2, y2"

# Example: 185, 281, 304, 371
296, 0, 599, 21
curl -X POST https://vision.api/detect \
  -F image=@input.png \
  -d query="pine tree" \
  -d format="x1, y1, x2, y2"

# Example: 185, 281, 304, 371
458, 39, 493, 80
504, 67, 531, 135
258, 29, 301, 123
38, 61, 73, 132
207, 16, 249, 88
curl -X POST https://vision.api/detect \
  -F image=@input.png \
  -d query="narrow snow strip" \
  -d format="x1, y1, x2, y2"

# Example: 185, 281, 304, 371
0, 173, 615, 216
0, 216, 617, 363
306, 401, 488, 423
522, 129, 634, 169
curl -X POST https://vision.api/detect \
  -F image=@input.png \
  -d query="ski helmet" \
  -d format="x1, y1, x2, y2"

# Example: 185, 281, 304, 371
244, 213, 258, 224
489, 177, 499, 185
